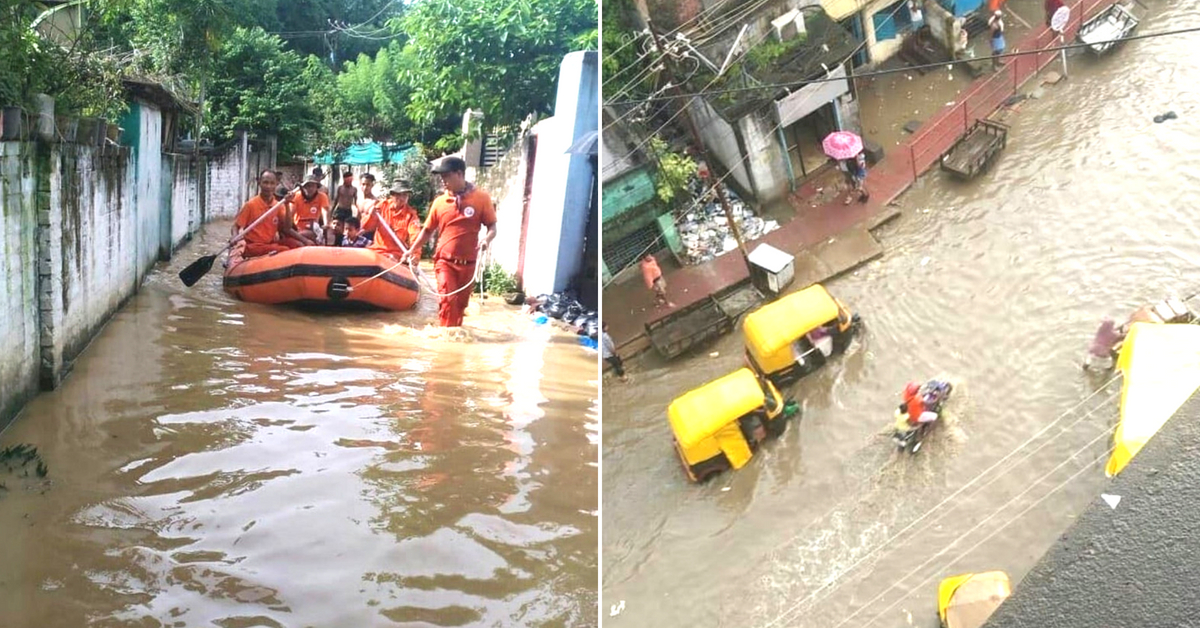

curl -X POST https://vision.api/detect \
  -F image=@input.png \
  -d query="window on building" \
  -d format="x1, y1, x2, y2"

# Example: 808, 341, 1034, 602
872, 0, 914, 41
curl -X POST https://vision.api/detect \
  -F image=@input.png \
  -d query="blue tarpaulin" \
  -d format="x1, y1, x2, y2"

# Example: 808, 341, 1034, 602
313, 141, 419, 165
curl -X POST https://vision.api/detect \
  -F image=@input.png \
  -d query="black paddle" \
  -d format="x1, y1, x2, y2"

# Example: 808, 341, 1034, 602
178, 194, 290, 287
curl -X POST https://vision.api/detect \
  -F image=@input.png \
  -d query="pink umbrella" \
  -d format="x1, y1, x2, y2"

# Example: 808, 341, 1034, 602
822, 131, 863, 160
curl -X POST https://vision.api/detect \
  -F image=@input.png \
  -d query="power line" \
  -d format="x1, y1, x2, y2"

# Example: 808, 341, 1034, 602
607, 25, 1200, 106
763, 380, 1122, 628
603, 1, 916, 283
604, 0, 775, 99
837, 446, 1115, 628
602, 0, 752, 83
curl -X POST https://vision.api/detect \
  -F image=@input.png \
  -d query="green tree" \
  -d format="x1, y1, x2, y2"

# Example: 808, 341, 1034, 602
646, 137, 696, 208
326, 42, 411, 144
394, 0, 597, 134
206, 26, 324, 157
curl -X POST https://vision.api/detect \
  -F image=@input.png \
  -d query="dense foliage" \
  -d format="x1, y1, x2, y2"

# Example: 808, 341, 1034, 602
1, 0, 597, 157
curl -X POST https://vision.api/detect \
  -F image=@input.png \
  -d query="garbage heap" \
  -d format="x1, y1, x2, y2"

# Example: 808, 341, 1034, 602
676, 180, 778, 266
528, 292, 599, 343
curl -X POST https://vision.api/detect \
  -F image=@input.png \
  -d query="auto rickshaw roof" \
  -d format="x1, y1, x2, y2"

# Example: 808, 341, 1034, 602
938, 571, 1012, 628
668, 368, 770, 449
743, 284, 841, 356
1107, 322, 1200, 476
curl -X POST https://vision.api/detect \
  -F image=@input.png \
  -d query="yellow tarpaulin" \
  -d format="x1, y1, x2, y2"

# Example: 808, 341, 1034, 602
1106, 322, 1200, 477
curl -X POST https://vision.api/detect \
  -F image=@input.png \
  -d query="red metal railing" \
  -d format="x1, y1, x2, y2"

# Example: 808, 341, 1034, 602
903, 0, 1106, 179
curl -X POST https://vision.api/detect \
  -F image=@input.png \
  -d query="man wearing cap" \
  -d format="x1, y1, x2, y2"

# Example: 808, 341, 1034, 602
404, 156, 497, 327
364, 180, 422, 257
282, 174, 330, 247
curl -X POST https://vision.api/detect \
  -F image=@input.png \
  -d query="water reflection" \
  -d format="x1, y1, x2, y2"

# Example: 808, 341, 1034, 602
0, 225, 598, 627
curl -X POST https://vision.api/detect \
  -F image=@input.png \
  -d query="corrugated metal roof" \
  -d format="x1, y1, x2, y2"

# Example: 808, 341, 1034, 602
821, 0, 865, 21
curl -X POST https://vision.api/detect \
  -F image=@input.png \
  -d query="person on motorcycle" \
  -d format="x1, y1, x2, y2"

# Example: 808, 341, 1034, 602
902, 382, 939, 427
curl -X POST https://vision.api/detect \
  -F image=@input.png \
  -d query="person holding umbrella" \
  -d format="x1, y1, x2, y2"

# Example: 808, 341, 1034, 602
823, 131, 869, 204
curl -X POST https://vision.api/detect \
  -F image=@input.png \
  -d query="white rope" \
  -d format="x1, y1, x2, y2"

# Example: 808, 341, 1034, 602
347, 247, 487, 299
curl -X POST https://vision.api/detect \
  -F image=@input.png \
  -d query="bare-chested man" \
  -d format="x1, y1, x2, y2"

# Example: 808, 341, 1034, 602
356, 172, 379, 240
331, 170, 358, 246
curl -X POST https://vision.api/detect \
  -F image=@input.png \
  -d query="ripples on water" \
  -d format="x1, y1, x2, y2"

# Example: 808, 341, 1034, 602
0, 230, 598, 627
603, 2, 1200, 626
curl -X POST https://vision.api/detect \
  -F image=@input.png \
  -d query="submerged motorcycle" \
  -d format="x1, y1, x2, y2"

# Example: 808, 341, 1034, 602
892, 380, 953, 454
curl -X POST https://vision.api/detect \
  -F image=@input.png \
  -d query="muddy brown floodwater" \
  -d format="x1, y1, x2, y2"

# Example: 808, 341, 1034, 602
0, 221, 598, 627
603, 2, 1200, 627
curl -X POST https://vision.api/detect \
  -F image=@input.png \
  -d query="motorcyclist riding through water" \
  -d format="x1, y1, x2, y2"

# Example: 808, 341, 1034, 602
900, 382, 939, 427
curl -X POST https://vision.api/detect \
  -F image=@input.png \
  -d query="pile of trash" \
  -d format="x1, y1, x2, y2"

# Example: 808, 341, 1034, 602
676, 180, 778, 266
528, 292, 599, 342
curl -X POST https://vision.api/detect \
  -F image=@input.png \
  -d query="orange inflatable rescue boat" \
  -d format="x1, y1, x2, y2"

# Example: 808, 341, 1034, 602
223, 245, 419, 310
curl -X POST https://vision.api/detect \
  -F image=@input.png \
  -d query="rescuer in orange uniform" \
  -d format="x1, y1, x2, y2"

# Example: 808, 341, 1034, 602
364, 180, 423, 257
282, 174, 330, 246
403, 157, 497, 327
231, 169, 294, 258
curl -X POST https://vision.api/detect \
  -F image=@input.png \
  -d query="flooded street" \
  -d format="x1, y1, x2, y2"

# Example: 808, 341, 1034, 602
0, 222, 598, 627
602, 2, 1200, 627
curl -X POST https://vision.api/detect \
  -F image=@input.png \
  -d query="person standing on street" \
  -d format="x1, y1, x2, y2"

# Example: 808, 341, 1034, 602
404, 156, 497, 328
844, 151, 869, 204
602, 322, 628, 382
640, 254, 674, 308
988, 10, 1006, 70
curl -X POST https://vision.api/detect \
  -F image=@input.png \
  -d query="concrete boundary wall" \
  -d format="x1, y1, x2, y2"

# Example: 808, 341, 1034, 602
0, 106, 274, 431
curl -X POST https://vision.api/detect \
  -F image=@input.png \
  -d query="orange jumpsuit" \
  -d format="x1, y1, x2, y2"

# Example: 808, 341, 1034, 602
291, 191, 329, 234
423, 186, 496, 327
364, 196, 422, 256
234, 195, 289, 258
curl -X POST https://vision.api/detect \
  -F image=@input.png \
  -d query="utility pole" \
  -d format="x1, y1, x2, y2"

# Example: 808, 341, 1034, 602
647, 20, 751, 271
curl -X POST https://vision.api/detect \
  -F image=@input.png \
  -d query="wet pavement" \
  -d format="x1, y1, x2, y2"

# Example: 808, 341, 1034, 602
0, 222, 599, 627
602, 1, 1200, 626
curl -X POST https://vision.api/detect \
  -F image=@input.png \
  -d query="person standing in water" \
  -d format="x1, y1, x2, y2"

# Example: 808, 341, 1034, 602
403, 156, 497, 328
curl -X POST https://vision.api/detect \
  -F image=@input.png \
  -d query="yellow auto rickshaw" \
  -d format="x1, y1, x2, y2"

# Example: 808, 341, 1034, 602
743, 284, 860, 386
667, 368, 799, 482
937, 571, 1012, 628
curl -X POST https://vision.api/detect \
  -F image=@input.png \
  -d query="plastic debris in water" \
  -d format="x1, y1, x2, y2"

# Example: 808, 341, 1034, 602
709, 351, 720, 358
920, 257, 931, 266
610, 600, 626, 616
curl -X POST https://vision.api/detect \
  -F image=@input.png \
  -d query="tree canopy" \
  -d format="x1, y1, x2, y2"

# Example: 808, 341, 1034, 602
1, 0, 597, 159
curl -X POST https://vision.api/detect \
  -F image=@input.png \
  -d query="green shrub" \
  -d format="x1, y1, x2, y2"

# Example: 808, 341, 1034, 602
481, 262, 518, 296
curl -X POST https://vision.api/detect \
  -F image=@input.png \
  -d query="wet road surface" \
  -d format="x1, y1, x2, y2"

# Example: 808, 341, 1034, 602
602, 2, 1200, 626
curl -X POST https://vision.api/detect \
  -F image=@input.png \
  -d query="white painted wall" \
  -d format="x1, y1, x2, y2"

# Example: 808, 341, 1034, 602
0, 110, 275, 429
524, 51, 599, 297
864, 0, 907, 65
739, 109, 790, 203
693, 98, 754, 192
0, 142, 41, 427
471, 133, 532, 278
